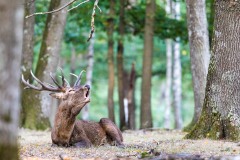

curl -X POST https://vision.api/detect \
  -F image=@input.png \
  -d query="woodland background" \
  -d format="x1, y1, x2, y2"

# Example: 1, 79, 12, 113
3, 0, 240, 159
20, 0, 214, 130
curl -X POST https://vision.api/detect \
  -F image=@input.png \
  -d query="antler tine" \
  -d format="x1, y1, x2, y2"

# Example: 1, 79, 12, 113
30, 70, 45, 87
74, 70, 85, 87
21, 74, 42, 91
27, 70, 64, 92
70, 73, 78, 78
50, 72, 62, 89
58, 67, 67, 87
58, 76, 70, 87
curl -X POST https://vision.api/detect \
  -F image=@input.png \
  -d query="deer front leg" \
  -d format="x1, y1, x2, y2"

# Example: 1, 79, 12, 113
72, 137, 92, 148
70, 123, 92, 148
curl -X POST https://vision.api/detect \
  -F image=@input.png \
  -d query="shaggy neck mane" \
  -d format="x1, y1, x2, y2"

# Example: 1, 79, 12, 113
54, 100, 77, 133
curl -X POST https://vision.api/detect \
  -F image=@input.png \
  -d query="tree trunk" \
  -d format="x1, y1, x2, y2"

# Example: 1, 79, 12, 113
117, 0, 127, 130
0, 0, 23, 159
140, 0, 155, 129
107, 0, 116, 123
164, 0, 172, 129
184, 0, 210, 131
185, 0, 240, 141
164, 39, 172, 129
172, 1, 183, 129
127, 63, 136, 129
208, 0, 214, 47
82, 35, 95, 120
70, 46, 76, 85
21, 0, 35, 126
22, 0, 68, 130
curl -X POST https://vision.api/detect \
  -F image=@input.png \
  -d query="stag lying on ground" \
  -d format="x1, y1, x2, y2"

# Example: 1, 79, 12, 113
22, 70, 123, 147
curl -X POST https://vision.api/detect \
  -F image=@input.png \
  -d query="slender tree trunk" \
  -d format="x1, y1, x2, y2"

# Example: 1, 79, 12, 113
107, 0, 116, 123
164, 39, 172, 129
164, 0, 172, 129
21, 0, 35, 126
0, 0, 23, 159
184, 0, 210, 131
128, 63, 136, 129
140, 0, 155, 129
70, 46, 76, 85
117, 0, 127, 130
172, 1, 183, 129
82, 35, 95, 120
22, 0, 68, 130
185, 0, 240, 141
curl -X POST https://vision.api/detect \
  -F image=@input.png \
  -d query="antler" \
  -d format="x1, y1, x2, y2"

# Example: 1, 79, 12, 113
74, 70, 85, 87
58, 67, 70, 88
22, 70, 67, 92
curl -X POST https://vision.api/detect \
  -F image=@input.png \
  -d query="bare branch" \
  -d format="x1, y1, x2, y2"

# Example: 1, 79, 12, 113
87, 0, 101, 42
96, 4, 102, 13
25, 0, 102, 42
68, 0, 90, 12
25, 0, 78, 18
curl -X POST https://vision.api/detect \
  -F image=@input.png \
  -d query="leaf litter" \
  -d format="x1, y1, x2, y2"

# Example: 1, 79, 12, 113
18, 129, 240, 160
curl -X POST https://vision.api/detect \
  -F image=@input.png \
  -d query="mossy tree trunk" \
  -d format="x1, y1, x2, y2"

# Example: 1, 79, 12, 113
140, 0, 155, 129
0, 0, 23, 159
185, 0, 240, 140
21, 0, 35, 126
184, 0, 210, 131
22, 0, 68, 130
107, 0, 116, 123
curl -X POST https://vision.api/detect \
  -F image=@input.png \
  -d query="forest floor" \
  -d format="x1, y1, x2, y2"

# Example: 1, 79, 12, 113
19, 129, 240, 160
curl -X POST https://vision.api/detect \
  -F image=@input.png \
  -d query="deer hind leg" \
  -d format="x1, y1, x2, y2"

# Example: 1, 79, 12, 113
99, 118, 124, 147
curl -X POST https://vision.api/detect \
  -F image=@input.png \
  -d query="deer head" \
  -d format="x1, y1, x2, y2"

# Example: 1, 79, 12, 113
22, 69, 90, 113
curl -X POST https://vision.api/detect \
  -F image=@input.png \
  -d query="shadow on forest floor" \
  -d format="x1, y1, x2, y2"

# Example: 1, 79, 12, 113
19, 129, 240, 160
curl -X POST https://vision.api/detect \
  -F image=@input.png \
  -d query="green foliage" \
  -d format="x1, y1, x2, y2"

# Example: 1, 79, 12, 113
31, 0, 214, 129
125, 1, 188, 42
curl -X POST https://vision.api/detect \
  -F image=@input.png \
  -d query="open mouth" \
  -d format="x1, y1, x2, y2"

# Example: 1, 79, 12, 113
85, 84, 90, 98
86, 89, 90, 97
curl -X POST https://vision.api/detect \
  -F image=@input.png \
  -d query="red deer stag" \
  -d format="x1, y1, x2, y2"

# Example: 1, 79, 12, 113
22, 70, 123, 147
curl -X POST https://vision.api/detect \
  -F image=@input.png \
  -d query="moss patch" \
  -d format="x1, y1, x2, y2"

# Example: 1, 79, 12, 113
0, 144, 18, 160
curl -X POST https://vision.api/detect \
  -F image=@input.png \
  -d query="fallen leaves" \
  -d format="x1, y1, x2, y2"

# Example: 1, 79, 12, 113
19, 129, 240, 160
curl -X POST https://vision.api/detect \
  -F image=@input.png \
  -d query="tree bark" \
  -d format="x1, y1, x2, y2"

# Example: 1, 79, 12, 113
185, 0, 240, 140
22, 0, 68, 130
107, 0, 116, 123
21, 0, 35, 126
140, 0, 155, 129
172, 1, 183, 129
0, 0, 23, 159
82, 35, 95, 120
117, 0, 127, 130
184, 0, 210, 131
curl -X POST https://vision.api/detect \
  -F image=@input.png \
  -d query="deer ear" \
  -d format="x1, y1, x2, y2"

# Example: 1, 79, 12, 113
50, 92, 67, 100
